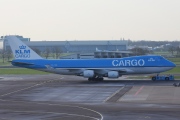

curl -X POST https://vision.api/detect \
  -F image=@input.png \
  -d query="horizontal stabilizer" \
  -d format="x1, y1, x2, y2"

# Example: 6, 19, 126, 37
12, 61, 34, 66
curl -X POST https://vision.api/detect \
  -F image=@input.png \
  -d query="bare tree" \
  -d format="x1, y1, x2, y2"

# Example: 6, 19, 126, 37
0, 48, 12, 63
5, 48, 12, 61
43, 47, 50, 59
168, 46, 175, 56
130, 47, 149, 56
176, 46, 180, 57
52, 46, 61, 59
0, 49, 6, 63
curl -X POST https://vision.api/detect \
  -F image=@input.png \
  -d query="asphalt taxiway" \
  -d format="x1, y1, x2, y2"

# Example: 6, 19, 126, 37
0, 74, 180, 120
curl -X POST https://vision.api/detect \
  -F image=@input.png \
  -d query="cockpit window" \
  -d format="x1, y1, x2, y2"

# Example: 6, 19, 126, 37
159, 56, 163, 60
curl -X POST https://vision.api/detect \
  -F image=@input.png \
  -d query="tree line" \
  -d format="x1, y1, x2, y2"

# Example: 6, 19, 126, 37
128, 40, 180, 57
129, 46, 180, 57
128, 40, 180, 48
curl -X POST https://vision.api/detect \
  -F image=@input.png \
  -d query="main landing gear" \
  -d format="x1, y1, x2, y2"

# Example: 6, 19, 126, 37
88, 77, 104, 81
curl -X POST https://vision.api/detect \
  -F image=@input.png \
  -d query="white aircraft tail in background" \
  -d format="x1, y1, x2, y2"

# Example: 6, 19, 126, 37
6, 36, 43, 59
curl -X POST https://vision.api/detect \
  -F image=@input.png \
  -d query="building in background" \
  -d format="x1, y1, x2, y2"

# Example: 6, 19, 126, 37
2, 35, 131, 58
1, 35, 30, 50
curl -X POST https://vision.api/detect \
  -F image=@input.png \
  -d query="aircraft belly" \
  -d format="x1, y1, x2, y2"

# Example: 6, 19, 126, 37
37, 66, 174, 76
125, 67, 173, 74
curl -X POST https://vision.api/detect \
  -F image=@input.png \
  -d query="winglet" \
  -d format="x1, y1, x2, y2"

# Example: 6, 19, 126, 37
6, 35, 43, 59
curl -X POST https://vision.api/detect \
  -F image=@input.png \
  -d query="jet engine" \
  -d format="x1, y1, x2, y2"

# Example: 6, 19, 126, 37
108, 71, 119, 78
83, 70, 94, 78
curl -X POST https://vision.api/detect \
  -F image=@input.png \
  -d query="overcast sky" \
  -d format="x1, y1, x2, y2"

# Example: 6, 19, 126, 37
0, 0, 180, 41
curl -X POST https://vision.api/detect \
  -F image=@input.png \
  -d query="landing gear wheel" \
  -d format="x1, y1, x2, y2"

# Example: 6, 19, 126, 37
98, 77, 104, 81
88, 78, 93, 81
165, 77, 169, 81
96, 77, 104, 81
88, 77, 104, 81
152, 77, 156, 81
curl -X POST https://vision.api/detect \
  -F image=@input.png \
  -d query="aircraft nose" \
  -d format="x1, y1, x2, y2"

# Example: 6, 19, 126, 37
170, 61, 176, 67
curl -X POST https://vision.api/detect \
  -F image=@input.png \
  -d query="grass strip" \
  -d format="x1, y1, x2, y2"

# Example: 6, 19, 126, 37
162, 67, 180, 74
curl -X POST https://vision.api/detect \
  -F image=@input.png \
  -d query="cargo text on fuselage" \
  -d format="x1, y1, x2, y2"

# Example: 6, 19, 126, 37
112, 59, 145, 66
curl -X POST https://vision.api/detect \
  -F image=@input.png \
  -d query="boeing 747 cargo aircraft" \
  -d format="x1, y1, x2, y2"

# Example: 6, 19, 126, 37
6, 36, 176, 81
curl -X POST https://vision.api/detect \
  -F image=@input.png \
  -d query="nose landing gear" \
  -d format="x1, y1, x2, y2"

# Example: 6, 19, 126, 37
173, 83, 180, 87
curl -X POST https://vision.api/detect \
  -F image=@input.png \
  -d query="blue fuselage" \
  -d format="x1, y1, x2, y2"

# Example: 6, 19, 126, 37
11, 55, 176, 75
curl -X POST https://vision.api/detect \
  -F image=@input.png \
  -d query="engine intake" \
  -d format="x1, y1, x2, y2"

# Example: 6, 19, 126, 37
83, 70, 94, 78
108, 71, 119, 78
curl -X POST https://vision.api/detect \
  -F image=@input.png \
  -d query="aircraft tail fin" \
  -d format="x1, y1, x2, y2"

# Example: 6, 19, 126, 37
6, 35, 43, 59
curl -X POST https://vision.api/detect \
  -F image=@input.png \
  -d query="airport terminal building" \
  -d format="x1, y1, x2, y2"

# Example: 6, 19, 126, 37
1, 35, 131, 58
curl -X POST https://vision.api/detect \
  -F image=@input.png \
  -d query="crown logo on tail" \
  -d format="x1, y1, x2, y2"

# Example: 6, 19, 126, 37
19, 45, 26, 49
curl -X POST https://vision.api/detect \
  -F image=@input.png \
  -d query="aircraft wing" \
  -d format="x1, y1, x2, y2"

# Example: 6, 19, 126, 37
44, 64, 134, 75
92, 68, 134, 74
65, 68, 134, 75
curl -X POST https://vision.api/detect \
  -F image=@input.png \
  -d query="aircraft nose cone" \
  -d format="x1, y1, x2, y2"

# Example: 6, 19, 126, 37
172, 62, 176, 67
170, 61, 176, 67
